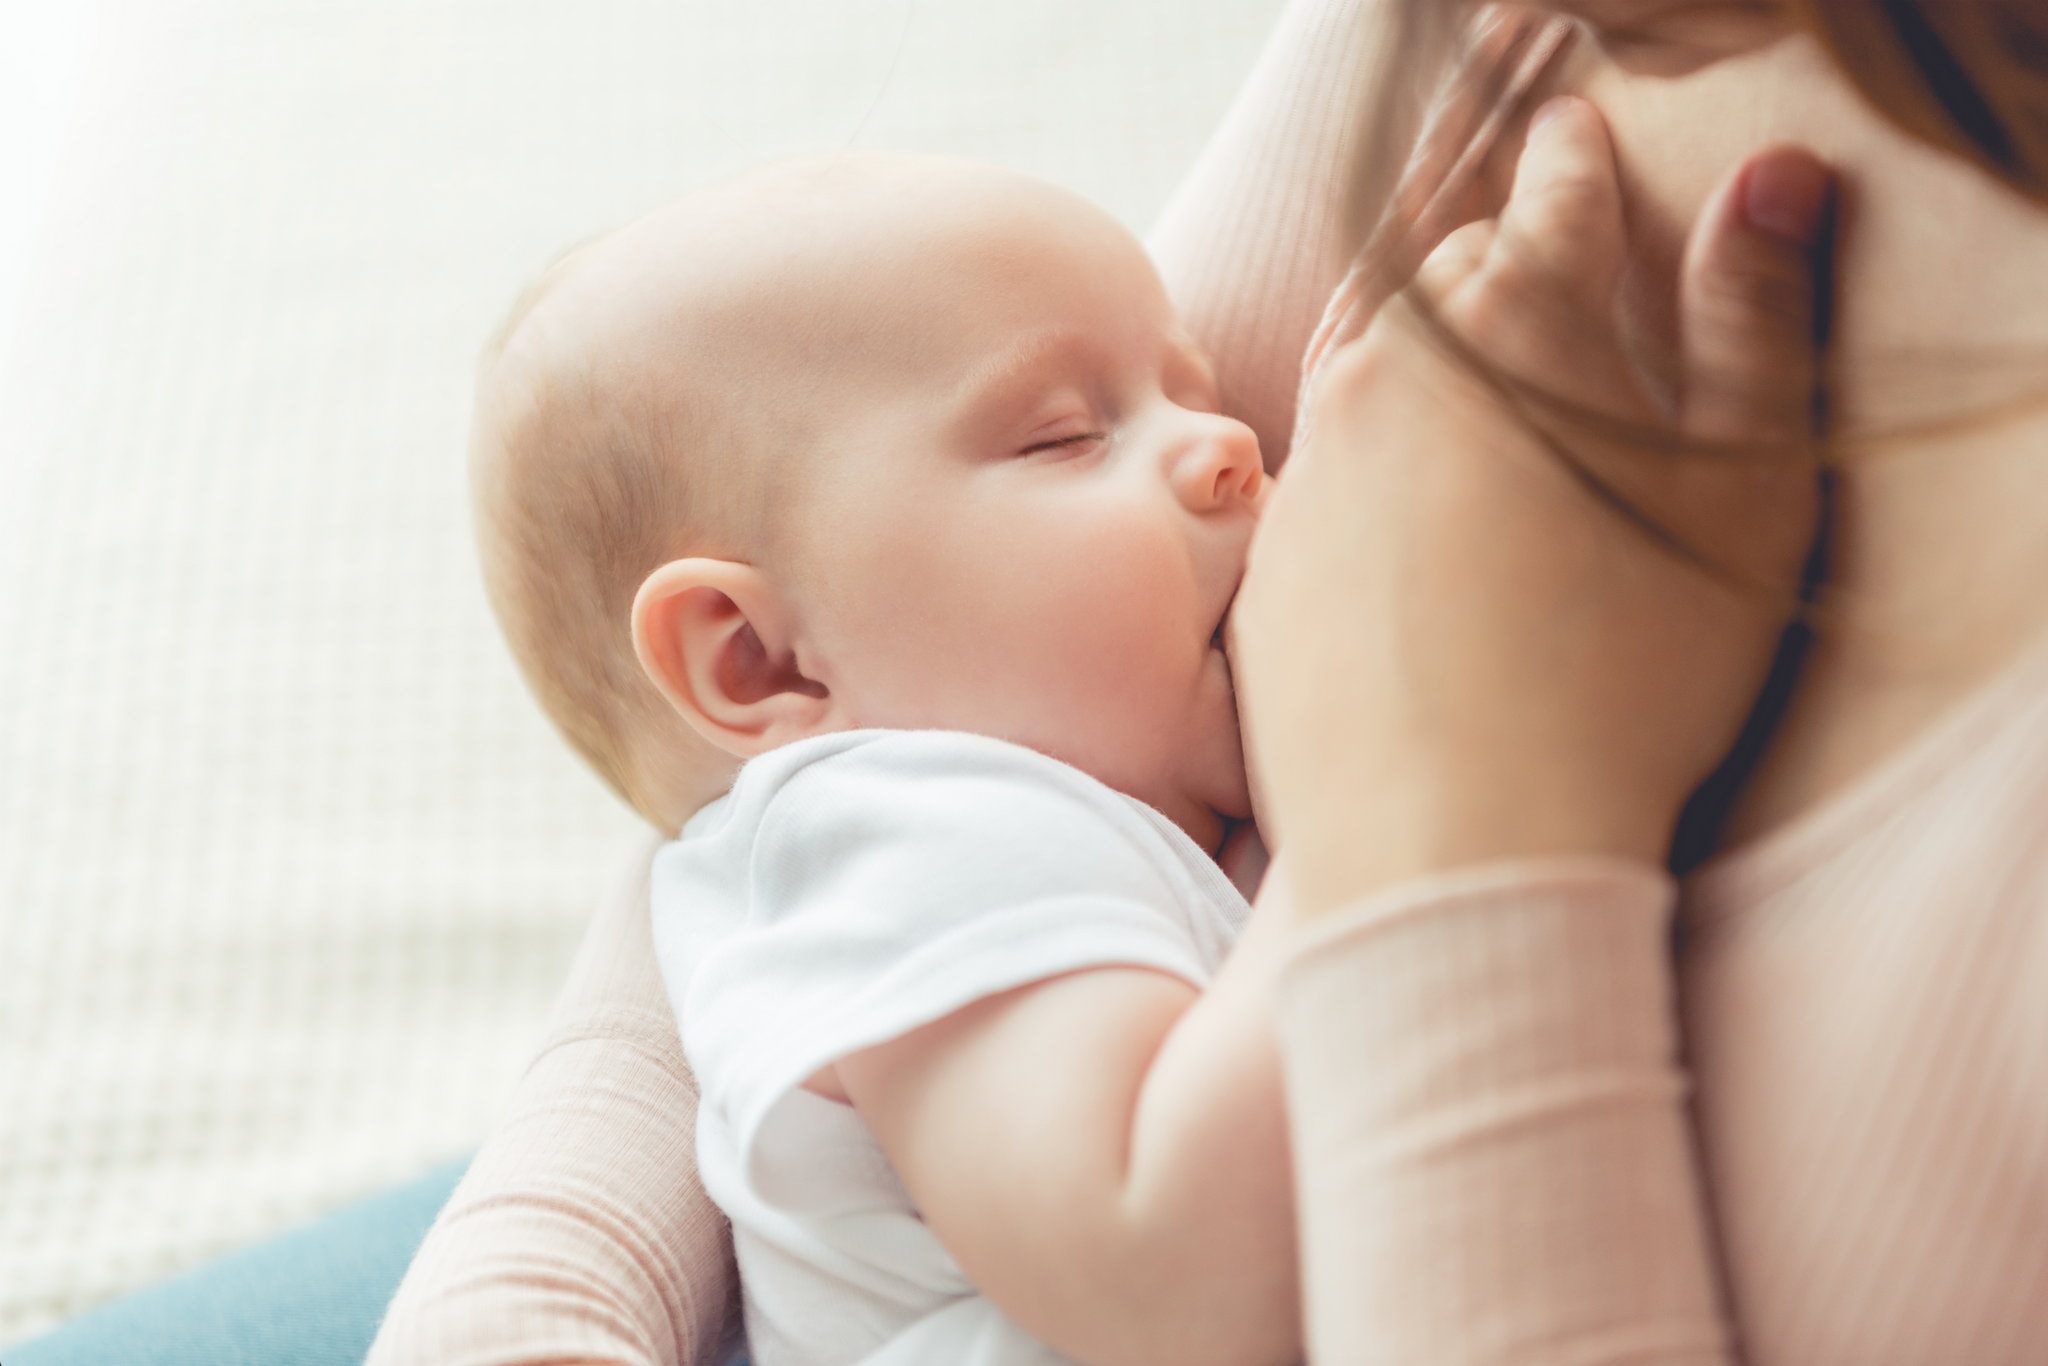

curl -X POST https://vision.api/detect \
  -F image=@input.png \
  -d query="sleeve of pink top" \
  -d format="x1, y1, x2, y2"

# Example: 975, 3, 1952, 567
1146, 0, 1389, 467
365, 832, 742, 1366
1273, 860, 1736, 1366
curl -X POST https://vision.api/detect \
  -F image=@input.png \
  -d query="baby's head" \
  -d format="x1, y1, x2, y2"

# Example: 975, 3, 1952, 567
473, 154, 1265, 848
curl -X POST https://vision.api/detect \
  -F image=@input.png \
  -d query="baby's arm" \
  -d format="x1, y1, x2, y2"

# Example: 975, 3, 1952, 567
831, 867, 1301, 1366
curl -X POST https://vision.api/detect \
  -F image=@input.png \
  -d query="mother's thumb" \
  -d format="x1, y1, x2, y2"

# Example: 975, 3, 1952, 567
1679, 146, 1834, 445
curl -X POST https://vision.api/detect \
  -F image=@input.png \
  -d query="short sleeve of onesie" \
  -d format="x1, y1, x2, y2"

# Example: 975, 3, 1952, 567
651, 730, 1249, 1366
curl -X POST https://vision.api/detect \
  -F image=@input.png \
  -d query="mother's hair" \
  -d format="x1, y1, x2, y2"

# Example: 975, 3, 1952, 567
1344, 1, 2048, 293
1794, 0, 2048, 202
1328, 0, 2048, 527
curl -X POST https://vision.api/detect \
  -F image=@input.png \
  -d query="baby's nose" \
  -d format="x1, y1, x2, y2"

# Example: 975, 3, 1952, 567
1172, 416, 1264, 512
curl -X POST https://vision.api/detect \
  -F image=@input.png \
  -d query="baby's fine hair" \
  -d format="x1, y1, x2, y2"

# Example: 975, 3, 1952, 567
470, 253, 711, 833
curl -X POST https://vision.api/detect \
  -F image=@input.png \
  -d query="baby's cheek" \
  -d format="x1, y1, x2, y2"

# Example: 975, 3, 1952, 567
1047, 540, 1195, 700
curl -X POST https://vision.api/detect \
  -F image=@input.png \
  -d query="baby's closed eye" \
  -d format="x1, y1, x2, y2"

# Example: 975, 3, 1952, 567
1018, 430, 1106, 457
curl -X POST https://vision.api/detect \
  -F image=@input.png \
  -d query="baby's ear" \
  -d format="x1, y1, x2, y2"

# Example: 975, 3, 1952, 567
632, 559, 844, 759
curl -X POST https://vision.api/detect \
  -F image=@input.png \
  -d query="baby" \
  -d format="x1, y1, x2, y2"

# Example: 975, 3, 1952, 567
471, 154, 1298, 1366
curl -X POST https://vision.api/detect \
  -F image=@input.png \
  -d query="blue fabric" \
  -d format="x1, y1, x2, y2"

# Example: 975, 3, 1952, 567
8, 1158, 468, 1366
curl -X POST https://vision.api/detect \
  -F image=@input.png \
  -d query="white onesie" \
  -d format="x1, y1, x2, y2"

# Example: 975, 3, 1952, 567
652, 729, 1251, 1366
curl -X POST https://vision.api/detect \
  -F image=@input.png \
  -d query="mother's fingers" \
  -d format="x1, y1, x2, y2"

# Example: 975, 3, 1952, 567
1496, 97, 1627, 304
1413, 219, 1494, 301
1679, 146, 1834, 444
1437, 96, 1650, 419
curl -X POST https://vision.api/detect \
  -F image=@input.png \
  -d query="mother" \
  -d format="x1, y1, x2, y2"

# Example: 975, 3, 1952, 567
374, 2, 2048, 1364
1228, 2, 2048, 1366
1242, 2, 2048, 1362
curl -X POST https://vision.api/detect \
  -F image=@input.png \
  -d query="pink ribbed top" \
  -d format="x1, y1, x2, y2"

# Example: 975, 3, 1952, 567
1678, 625, 2048, 1364
1277, 626, 2048, 1365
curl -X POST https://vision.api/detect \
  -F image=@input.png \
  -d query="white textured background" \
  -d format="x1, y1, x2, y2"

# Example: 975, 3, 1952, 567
0, 0, 1286, 1344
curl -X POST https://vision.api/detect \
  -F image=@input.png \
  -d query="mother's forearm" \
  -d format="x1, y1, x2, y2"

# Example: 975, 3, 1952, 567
1276, 859, 1734, 1366
367, 1033, 736, 1366
367, 836, 739, 1366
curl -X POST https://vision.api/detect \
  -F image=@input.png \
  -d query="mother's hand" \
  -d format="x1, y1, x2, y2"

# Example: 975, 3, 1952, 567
1233, 96, 1832, 918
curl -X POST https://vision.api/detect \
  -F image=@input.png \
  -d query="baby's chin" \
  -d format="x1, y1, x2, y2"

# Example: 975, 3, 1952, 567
1206, 761, 1256, 826
1179, 761, 1258, 861
1212, 717, 1257, 823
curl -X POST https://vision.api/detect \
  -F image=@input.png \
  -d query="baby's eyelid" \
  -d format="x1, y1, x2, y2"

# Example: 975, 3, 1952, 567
1018, 429, 1105, 456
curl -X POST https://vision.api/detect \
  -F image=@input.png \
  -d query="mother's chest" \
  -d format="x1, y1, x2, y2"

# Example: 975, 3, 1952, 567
1677, 836, 2048, 1366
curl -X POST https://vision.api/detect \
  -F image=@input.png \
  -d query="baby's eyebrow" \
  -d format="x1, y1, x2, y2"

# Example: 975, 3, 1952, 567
950, 328, 1090, 414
